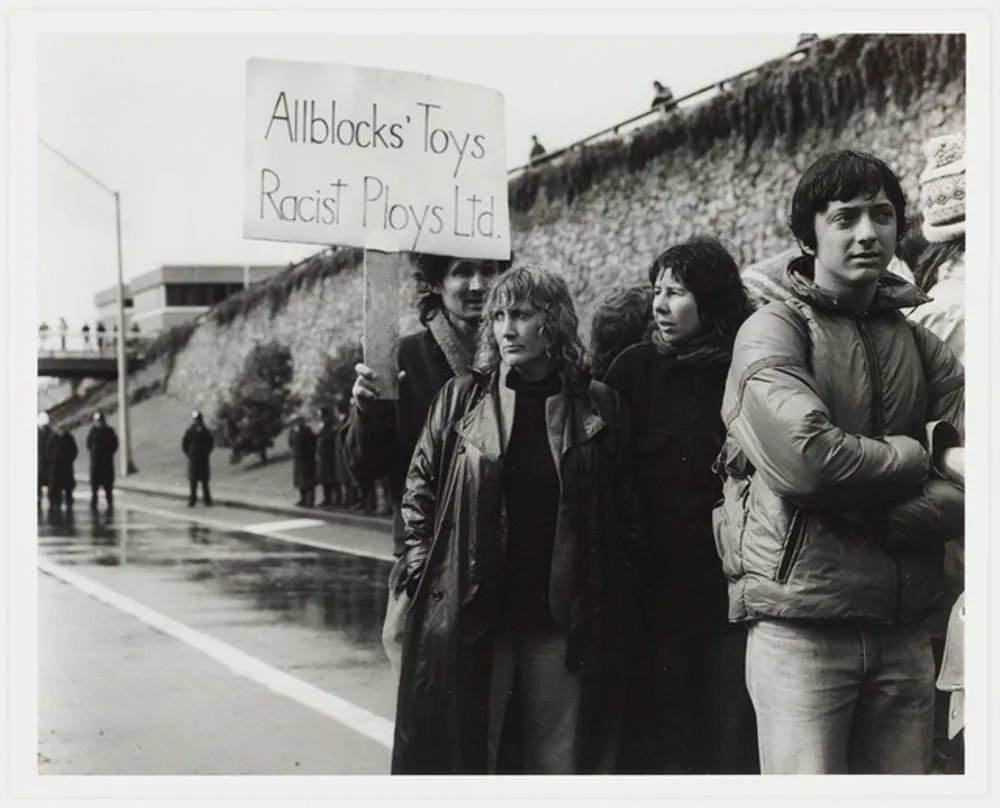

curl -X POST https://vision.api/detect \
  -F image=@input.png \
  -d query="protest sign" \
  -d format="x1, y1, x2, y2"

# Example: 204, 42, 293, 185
245, 58, 511, 398
244, 58, 511, 260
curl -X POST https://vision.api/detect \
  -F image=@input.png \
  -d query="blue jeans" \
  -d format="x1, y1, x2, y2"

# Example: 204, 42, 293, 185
746, 619, 935, 774
487, 631, 582, 774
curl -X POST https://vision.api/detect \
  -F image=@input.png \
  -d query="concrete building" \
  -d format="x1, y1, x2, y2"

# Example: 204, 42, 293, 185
94, 264, 287, 334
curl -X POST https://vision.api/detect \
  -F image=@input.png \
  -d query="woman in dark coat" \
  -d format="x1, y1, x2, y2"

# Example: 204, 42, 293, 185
86, 411, 119, 510
289, 416, 317, 507
182, 411, 214, 506
392, 266, 640, 775
603, 236, 758, 774
46, 424, 78, 508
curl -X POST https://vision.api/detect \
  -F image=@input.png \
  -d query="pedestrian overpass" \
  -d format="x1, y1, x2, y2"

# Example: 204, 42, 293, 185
37, 334, 145, 380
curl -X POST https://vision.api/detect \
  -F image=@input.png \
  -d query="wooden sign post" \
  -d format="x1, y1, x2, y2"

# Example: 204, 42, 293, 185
243, 59, 511, 398
362, 249, 402, 399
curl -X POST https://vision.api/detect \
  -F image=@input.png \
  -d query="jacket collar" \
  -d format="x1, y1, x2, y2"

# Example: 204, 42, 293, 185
457, 364, 605, 462
786, 254, 930, 314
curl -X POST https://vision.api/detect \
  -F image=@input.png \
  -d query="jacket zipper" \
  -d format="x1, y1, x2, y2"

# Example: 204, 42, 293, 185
776, 510, 808, 583
857, 314, 902, 621
856, 314, 884, 436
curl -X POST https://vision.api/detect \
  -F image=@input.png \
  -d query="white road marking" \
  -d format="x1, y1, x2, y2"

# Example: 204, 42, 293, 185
245, 518, 325, 533
116, 501, 395, 563
38, 558, 395, 749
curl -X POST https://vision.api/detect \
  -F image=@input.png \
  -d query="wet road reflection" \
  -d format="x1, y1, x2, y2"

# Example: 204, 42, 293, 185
38, 502, 391, 659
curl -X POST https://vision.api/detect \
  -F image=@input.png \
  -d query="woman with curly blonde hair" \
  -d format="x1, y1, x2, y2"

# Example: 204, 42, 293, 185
391, 265, 640, 775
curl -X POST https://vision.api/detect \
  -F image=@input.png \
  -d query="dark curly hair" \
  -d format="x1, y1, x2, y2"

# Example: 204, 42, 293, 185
410, 252, 513, 325
789, 150, 907, 252
588, 283, 653, 381
648, 235, 753, 345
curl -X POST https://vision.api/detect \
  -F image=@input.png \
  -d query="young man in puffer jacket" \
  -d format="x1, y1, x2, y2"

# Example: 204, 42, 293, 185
713, 150, 964, 774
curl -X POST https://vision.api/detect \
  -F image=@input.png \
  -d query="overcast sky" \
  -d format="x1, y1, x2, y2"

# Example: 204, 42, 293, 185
35, 27, 802, 331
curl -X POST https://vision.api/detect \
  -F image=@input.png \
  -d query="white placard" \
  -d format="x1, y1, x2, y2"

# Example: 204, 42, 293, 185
244, 58, 511, 260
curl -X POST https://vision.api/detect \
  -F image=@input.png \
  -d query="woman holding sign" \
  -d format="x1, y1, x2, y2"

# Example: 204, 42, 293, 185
391, 265, 640, 774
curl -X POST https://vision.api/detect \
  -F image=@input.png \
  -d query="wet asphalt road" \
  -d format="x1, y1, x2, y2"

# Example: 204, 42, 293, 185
37, 491, 398, 774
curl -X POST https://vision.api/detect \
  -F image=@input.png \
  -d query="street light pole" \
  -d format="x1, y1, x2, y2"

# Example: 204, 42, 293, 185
39, 137, 135, 475
113, 191, 135, 476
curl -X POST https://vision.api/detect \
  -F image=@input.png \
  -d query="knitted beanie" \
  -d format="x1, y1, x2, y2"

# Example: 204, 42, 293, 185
920, 133, 965, 243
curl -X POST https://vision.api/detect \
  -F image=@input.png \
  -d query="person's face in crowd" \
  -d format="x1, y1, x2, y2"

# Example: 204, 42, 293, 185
809, 187, 897, 292
493, 303, 551, 381
436, 259, 500, 325
653, 268, 703, 344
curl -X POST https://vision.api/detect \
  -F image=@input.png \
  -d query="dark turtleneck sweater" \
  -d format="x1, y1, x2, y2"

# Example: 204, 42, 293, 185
499, 368, 563, 632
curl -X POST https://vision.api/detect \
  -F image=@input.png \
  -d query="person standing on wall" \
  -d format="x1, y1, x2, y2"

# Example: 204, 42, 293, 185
529, 135, 546, 164
58, 317, 68, 351
39, 322, 50, 351
604, 236, 759, 774
392, 265, 640, 774
650, 80, 676, 112
86, 411, 119, 511
289, 414, 317, 508
713, 150, 965, 774
96, 321, 106, 351
37, 412, 53, 508
342, 252, 510, 666
82, 322, 91, 350
46, 420, 78, 509
182, 411, 214, 507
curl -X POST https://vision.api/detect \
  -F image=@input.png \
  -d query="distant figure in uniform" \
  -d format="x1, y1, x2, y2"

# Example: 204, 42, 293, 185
96, 321, 107, 351
58, 317, 69, 351
82, 322, 91, 350
182, 411, 214, 506
38, 412, 53, 507
529, 134, 546, 164
316, 407, 344, 507
289, 415, 317, 508
112, 323, 119, 349
86, 411, 119, 511
46, 421, 78, 508
39, 322, 50, 350
651, 81, 676, 112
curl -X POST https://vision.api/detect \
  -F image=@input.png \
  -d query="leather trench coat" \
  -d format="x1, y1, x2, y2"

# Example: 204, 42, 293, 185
391, 365, 641, 774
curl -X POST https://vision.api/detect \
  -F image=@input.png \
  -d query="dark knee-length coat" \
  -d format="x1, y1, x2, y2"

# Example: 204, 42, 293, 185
182, 423, 214, 482
289, 423, 317, 489
47, 431, 78, 491
86, 423, 119, 487
391, 365, 641, 774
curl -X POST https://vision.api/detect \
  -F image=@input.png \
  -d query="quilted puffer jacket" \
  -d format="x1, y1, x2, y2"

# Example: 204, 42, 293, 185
713, 257, 964, 625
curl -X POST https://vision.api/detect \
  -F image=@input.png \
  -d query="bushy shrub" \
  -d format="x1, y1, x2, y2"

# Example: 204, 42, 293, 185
311, 340, 362, 416
214, 341, 299, 464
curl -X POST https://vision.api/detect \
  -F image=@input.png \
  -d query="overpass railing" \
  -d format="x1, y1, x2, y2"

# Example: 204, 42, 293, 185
37, 331, 152, 357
